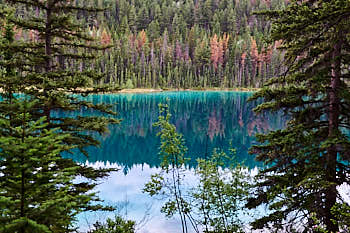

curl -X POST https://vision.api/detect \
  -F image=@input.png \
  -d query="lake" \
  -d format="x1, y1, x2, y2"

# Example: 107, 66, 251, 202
69, 91, 286, 232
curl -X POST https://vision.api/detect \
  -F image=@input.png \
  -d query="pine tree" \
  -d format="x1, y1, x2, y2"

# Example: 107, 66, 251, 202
5, 0, 120, 154
147, 20, 160, 41
136, 4, 149, 31
0, 1, 119, 231
22, 0, 285, 90
119, 15, 130, 35
128, 6, 137, 33
246, 1, 350, 232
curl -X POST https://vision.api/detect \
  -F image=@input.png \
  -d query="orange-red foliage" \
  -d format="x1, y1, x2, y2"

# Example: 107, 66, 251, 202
221, 33, 230, 52
137, 30, 147, 51
208, 111, 225, 141
250, 37, 259, 62
210, 34, 219, 69
241, 52, 247, 67
128, 34, 137, 49
210, 34, 229, 70
101, 28, 112, 46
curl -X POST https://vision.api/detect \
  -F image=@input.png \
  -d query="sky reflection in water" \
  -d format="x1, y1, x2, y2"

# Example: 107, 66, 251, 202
66, 91, 286, 232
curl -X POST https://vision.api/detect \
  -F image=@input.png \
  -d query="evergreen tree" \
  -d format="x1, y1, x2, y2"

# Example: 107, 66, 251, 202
148, 20, 160, 41
246, 1, 350, 232
136, 4, 149, 30
128, 6, 137, 33
119, 15, 130, 35
0, 1, 119, 231
5, 0, 120, 154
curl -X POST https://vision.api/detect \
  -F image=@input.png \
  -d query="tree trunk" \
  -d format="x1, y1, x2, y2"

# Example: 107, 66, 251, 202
44, 1, 52, 121
325, 30, 342, 233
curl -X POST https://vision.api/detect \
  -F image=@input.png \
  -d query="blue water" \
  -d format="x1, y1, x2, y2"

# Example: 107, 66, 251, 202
71, 91, 285, 168
68, 91, 286, 232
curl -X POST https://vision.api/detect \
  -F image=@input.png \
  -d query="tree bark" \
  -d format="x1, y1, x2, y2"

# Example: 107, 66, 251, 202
325, 29, 342, 233
44, 0, 52, 121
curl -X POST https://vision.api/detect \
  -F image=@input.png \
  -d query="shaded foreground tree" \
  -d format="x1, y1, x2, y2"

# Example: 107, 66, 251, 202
246, 0, 350, 232
4, 0, 119, 151
0, 2, 119, 232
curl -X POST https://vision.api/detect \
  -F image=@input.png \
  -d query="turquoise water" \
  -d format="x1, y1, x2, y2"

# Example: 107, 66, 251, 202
71, 91, 285, 168
69, 91, 285, 232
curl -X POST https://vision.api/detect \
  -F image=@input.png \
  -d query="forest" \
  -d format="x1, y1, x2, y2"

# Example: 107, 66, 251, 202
0, 0, 349, 233
10, 0, 287, 89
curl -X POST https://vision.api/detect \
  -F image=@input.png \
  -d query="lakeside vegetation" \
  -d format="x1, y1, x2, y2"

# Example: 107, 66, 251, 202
90, 0, 287, 89
0, 0, 349, 233
115, 87, 260, 93
5, 0, 287, 89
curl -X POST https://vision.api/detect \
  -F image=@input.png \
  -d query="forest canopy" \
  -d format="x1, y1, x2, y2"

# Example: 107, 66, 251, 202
7, 0, 287, 89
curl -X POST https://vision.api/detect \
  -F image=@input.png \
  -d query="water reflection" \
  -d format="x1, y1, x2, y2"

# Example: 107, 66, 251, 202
79, 163, 201, 233
68, 91, 285, 170
67, 91, 286, 232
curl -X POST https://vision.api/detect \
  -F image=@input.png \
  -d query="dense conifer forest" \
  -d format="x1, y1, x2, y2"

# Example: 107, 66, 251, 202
8, 0, 287, 89
1, 0, 349, 232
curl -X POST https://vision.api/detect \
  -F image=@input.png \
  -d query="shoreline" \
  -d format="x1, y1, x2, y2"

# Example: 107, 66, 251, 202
113, 87, 260, 94
0, 87, 259, 95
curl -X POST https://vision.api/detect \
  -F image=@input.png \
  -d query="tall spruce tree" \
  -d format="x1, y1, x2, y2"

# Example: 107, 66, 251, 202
246, 1, 350, 232
0, 1, 119, 232
4, 0, 119, 153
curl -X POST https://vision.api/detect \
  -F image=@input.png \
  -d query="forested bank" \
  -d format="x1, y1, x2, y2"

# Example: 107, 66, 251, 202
8, 0, 287, 89
1, 0, 349, 232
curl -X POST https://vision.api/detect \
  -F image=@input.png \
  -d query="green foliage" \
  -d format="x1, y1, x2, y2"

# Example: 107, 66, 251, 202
331, 203, 350, 231
193, 148, 250, 233
3, 0, 120, 152
6, 0, 287, 89
88, 216, 135, 233
123, 79, 134, 89
152, 104, 189, 170
0, 1, 119, 232
308, 213, 328, 233
246, 0, 350, 232
0, 115, 78, 232
144, 103, 194, 233
144, 104, 251, 233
